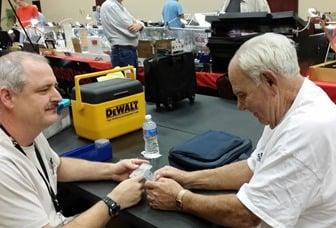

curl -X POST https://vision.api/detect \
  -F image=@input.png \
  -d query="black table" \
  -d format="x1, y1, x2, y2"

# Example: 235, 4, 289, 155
49, 94, 263, 228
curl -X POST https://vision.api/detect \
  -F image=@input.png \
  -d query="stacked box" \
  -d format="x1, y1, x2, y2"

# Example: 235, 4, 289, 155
138, 39, 174, 58
309, 60, 336, 82
138, 40, 154, 58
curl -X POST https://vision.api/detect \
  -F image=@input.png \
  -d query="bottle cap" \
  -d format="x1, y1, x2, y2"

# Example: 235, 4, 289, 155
145, 114, 152, 120
57, 98, 70, 114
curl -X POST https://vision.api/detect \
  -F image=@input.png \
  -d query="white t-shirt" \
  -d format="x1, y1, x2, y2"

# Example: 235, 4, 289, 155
237, 79, 336, 228
0, 130, 68, 227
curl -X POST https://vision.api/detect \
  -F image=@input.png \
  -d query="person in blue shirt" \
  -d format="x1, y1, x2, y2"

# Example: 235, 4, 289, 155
162, 0, 184, 29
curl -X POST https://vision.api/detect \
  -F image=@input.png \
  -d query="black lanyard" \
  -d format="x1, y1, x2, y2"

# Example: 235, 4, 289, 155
0, 126, 62, 213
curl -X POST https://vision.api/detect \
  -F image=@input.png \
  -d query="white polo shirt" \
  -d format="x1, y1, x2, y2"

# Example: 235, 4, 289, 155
237, 79, 336, 227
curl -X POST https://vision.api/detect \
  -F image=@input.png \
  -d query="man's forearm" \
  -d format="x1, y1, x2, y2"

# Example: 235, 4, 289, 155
184, 160, 253, 190
63, 201, 110, 228
57, 157, 114, 182
182, 192, 260, 227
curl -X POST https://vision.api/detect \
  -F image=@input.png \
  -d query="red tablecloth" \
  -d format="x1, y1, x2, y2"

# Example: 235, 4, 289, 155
313, 80, 336, 103
196, 72, 222, 90
45, 54, 336, 102
45, 54, 222, 91
137, 69, 222, 90
46, 54, 224, 94
45, 54, 112, 71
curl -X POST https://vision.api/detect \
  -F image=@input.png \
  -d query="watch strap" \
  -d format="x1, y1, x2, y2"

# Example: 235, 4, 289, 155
176, 189, 188, 210
103, 196, 120, 217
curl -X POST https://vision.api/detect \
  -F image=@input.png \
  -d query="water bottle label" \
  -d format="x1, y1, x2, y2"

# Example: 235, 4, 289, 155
144, 128, 157, 138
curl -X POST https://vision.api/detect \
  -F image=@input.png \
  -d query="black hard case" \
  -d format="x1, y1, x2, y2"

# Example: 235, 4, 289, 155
144, 52, 196, 110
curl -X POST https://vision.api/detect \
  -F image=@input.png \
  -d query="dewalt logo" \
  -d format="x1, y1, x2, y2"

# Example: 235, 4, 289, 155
106, 101, 139, 120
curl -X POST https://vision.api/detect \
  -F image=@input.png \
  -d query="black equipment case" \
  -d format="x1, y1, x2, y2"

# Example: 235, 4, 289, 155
144, 52, 196, 110
205, 11, 306, 72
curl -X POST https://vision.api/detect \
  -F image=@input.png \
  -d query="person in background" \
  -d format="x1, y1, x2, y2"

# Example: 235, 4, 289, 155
0, 51, 146, 227
100, 0, 143, 69
319, 19, 336, 52
220, 0, 271, 13
37, 12, 46, 26
14, 0, 39, 28
145, 33, 336, 227
94, 5, 102, 25
162, 0, 184, 29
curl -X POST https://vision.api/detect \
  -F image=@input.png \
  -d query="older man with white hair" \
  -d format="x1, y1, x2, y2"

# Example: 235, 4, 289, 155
146, 33, 336, 227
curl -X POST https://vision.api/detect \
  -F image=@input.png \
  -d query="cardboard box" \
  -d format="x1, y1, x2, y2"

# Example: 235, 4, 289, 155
137, 39, 174, 58
309, 60, 336, 82
138, 40, 154, 58
155, 39, 174, 52
308, 60, 336, 103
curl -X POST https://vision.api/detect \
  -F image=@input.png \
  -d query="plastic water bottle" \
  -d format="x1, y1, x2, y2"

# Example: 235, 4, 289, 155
142, 114, 161, 158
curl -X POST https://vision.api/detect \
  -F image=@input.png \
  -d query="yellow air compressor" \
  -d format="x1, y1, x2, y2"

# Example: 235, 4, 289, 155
71, 66, 146, 140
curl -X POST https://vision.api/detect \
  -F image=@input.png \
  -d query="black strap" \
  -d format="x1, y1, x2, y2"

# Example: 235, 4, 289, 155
34, 145, 62, 213
0, 125, 62, 213
225, 0, 241, 12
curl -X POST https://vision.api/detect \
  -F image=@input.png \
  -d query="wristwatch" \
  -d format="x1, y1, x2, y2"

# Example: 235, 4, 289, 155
176, 189, 188, 210
103, 196, 121, 217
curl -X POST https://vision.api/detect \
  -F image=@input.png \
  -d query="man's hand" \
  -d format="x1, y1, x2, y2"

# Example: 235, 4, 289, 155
128, 22, 143, 33
155, 166, 189, 187
111, 159, 148, 182
108, 176, 144, 209
145, 177, 183, 210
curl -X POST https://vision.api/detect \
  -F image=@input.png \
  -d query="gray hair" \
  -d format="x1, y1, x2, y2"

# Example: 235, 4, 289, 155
0, 51, 48, 93
234, 33, 300, 85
